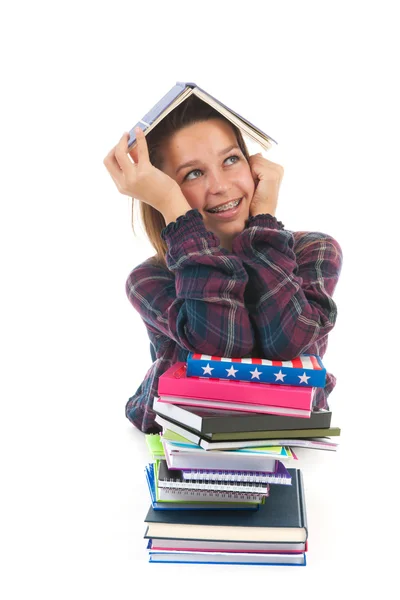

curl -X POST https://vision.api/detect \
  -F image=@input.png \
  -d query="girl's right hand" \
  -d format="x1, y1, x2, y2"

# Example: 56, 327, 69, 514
103, 127, 186, 214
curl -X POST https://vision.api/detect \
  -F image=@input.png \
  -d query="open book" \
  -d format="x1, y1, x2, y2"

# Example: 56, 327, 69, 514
127, 81, 277, 152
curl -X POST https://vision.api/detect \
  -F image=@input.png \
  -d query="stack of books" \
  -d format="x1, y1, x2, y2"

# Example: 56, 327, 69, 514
142, 352, 340, 566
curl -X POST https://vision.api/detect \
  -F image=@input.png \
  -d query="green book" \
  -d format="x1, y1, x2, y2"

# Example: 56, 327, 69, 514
145, 434, 165, 459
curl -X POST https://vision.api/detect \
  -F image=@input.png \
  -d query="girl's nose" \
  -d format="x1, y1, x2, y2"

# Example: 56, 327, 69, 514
207, 170, 231, 195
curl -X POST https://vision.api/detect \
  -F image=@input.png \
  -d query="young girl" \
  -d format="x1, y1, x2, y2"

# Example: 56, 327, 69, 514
103, 96, 343, 434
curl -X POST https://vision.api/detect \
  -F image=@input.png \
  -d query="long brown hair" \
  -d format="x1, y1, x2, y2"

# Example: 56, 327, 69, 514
131, 95, 251, 267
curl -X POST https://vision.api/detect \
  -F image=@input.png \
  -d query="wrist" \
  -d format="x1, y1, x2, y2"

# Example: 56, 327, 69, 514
162, 194, 192, 225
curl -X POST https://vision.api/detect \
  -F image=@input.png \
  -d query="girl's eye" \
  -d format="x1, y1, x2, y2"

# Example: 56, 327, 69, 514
184, 155, 240, 181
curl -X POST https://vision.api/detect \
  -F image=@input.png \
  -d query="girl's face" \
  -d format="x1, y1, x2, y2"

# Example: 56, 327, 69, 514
160, 119, 255, 250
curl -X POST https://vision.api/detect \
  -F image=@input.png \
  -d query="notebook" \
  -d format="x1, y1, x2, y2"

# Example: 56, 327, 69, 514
157, 460, 271, 494
145, 463, 262, 510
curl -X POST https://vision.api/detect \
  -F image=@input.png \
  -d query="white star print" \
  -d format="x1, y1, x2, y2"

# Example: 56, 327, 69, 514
298, 372, 311, 384
201, 364, 214, 376
274, 370, 286, 382
226, 366, 238, 377
250, 368, 262, 380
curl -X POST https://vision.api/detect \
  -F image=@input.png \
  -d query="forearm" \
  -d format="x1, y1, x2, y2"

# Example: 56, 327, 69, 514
162, 192, 192, 226
126, 209, 255, 358
233, 214, 343, 359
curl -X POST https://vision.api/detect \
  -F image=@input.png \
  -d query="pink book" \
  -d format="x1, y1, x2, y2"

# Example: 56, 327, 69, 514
157, 362, 315, 412
156, 395, 311, 417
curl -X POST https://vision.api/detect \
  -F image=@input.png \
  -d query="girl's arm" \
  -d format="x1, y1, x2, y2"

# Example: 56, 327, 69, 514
126, 209, 255, 357
232, 214, 343, 360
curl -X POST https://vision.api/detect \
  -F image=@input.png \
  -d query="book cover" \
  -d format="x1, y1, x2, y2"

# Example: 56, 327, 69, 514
144, 468, 308, 543
187, 353, 326, 388
157, 362, 315, 412
153, 396, 332, 435
127, 81, 277, 152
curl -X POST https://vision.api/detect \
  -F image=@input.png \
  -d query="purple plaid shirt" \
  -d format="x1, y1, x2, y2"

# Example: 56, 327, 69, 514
125, 209, 343, 433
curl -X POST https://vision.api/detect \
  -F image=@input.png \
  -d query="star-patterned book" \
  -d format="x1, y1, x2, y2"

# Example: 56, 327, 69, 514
186, 353, 326, 388
156, 362, 316, 418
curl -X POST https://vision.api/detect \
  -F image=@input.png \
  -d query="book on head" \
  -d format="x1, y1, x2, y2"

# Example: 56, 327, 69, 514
127, 81, 277, 153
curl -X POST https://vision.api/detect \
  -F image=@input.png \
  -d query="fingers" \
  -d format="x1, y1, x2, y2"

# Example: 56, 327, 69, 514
114, 133, 135, 172
134, 127, 150, 163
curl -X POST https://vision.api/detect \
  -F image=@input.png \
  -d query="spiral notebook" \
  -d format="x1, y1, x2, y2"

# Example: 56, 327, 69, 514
157, 460, 271, 494
180, 460, 292, 485
145, 463, 262, 510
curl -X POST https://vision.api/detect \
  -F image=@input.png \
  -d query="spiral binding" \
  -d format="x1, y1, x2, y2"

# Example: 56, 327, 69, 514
159, 487, 265, 501
158, 479, 269, 494
180, 469, 291, 485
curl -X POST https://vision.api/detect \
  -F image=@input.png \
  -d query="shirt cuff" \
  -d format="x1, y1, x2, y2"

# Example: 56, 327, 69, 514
245, 213, 285, 230
160, 208, 222, 266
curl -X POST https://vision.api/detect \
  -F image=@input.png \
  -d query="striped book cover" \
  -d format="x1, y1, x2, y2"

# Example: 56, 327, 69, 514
186, 353, 326, 388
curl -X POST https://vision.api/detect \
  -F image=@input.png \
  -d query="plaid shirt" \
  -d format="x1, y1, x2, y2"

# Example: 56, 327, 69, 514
125, 209, 343, 433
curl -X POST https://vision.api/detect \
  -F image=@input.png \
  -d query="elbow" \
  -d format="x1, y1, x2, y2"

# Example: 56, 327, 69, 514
179, 316, 255, 358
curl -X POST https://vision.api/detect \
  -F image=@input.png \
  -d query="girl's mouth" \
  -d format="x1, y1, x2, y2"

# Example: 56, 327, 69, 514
206, 197, 243, 218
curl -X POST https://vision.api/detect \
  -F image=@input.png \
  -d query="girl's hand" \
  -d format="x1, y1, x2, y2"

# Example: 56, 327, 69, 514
103, 127, 187, 215
248, 153, 284, 218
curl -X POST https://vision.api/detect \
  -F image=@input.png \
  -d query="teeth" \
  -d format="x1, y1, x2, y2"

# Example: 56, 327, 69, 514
209, 198, 241, 213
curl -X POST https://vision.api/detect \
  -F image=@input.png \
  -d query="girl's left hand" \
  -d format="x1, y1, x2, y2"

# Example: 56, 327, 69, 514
248, 153, 284, 218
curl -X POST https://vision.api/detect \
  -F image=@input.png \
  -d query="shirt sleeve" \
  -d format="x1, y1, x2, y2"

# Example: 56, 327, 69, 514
125, 209, 255, 357
232, 213, 343, 360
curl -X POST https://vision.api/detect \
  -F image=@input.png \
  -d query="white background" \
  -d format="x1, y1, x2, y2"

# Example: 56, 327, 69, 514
1, 1, 399, 598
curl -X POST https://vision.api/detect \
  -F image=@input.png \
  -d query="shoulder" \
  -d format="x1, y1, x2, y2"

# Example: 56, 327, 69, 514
290, 230, 343, 261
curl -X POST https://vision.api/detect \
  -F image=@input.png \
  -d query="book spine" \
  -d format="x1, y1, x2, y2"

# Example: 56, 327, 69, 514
128, 82, 188, 148
297, 469, 308, 539
186, 353, 326, 388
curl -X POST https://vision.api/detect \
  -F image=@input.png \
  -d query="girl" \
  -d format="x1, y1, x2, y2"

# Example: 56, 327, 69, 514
103, 95, 343, 434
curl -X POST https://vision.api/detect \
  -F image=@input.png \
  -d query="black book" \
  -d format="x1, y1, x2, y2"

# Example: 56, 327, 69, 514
153, 397, 332, 437
144, 468, 308, 543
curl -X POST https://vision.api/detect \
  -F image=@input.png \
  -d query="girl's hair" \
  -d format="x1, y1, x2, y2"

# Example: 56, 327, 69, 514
131, 95, 251, 266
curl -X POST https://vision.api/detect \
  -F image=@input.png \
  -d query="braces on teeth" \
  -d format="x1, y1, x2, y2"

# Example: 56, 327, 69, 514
209, 199, 241, 213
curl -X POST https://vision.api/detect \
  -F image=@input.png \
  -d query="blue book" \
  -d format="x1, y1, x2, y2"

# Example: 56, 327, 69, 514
127, 81, 277, 152
186, 352, 327, 388
147, 548, 306, 566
